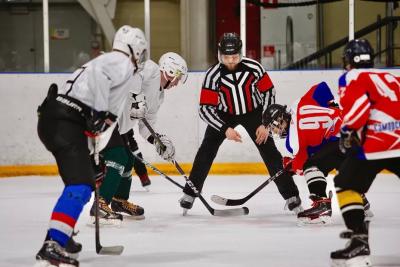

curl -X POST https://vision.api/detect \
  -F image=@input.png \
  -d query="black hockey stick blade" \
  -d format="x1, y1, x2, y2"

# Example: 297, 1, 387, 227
174, 161, 250, 216
97, 244, 124, 255
211, 169, 286, 206
94, 186, 124, 255
212, 206, 250, 216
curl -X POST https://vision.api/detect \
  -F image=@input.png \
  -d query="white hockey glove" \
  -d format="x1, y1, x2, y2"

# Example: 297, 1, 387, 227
155, 134, 175, 161
129, 93, 147, 119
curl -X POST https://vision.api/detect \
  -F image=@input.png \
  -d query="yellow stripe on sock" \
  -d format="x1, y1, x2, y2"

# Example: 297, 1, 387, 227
337, 190, 363, 209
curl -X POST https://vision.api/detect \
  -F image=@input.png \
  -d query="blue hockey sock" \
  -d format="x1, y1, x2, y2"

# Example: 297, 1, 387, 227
48, 184, 92, 246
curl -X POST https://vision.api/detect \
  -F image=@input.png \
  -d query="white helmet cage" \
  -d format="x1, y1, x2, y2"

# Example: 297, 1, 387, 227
113, 25, 148, 71
158, 52, 188, 85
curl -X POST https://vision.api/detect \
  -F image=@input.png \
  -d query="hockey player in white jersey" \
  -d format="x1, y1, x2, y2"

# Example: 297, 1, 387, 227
91, 52, 187, 223
35, 25, 147, 267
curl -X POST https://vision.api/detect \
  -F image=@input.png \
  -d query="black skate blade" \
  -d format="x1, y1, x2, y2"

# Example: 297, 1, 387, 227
97, 245, 124, 255
212, 207, 249, 217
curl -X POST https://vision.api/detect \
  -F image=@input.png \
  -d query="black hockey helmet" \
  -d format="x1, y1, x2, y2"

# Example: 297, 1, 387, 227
218, 33, 242, 55
343, 39, 374, 69
262, 104, 291, 138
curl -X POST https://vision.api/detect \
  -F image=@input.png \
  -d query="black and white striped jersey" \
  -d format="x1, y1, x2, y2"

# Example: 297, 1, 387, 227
199, 57, 276, 132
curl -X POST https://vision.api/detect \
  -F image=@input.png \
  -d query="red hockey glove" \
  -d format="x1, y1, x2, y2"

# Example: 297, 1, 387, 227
282, 157, 293, 170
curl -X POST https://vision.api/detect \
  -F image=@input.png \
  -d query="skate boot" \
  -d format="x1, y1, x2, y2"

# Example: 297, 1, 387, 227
297, 192, 332, 225
35, 240, 79, 267
331, 230, 371, 267
111, 197, 145, 220
89, 197, 123, 226
65, 232, 82, 259
179, 193, 195, 216
284, 195, 303, 215
138, 174, 151, 191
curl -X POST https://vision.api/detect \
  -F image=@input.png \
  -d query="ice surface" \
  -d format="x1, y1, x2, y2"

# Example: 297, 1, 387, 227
0, 174, 399, 267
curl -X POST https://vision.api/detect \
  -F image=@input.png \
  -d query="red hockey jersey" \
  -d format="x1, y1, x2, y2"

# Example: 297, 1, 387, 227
286, 82, 342, 172
338, 69, 400, 159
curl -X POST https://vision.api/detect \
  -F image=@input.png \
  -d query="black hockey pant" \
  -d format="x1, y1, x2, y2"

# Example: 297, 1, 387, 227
183, 110, 299, 200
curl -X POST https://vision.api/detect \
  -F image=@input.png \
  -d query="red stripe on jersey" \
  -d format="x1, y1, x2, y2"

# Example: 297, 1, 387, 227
257, 73, 274, 92
200, 88, 219, 106
51, 212, 77, 228
244, 75, 254, 112
220, 85, 234, 114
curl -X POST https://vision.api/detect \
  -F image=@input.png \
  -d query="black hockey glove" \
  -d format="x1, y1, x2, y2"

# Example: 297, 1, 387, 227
86, 110, 117, 136
121, 129, 139, 152
339, 126, 360, 154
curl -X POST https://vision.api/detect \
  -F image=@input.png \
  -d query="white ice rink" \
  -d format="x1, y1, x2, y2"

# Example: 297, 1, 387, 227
1, 173, 399, 267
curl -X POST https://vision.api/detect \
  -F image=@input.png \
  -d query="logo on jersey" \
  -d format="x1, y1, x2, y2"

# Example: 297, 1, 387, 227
373, 121, 400, 132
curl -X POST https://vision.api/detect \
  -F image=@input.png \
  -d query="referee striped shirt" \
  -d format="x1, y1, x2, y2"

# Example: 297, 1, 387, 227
199, 57, 276, 132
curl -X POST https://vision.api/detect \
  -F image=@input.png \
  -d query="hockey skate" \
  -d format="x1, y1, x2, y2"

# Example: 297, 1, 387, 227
89, 197, 123, 226
138, 174, 151, 191
297, 192, 332, 225
35, 240, 79, 267
111, 197, 145, 220
179, 193, 195, 216
331, 231, 371, 267
65, 234, 82, 259
284, 195, 303, 215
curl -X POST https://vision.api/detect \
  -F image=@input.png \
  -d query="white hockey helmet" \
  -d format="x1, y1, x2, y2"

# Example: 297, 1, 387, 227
113, 25, 148, 70
159, 52, 188, 84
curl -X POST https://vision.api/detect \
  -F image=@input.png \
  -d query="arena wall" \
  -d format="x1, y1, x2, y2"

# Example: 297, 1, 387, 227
1, 69, 399, 175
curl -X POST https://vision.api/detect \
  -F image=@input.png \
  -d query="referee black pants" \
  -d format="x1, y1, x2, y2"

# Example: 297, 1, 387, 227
183, 109, 299, 200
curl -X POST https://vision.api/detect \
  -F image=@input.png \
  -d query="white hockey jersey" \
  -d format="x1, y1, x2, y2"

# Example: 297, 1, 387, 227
59, 51, 137, 117
118, 60, 164, 140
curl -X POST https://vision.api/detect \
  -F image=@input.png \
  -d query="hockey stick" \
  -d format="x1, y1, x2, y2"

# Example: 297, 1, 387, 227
211, 169, 286, 206
141, 119, 249, 216
93, 136, 124, 255
131, 151, 185, 189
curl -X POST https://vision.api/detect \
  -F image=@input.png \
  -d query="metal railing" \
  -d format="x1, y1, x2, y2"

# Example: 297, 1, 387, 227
285, 16, 400, 70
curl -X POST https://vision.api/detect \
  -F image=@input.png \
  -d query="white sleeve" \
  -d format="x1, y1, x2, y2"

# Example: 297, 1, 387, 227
117, 74, 143, 134
138, 63, 162, 140
88, 65, 113, 112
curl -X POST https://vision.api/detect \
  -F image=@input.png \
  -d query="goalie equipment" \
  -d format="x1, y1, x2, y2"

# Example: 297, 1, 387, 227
155, 134, 175, 161
159, 52, 188, 85
113, 25, 148, 72
36, 240, 79, 267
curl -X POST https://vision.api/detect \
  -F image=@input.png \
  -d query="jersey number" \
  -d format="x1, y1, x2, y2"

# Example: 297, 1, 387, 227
298, 105, 335, 130
369, 73, 400, 101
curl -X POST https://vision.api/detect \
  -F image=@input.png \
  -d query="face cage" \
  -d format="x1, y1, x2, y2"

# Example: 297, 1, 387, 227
268, 118, 288, 139
161, 69, 188, 87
